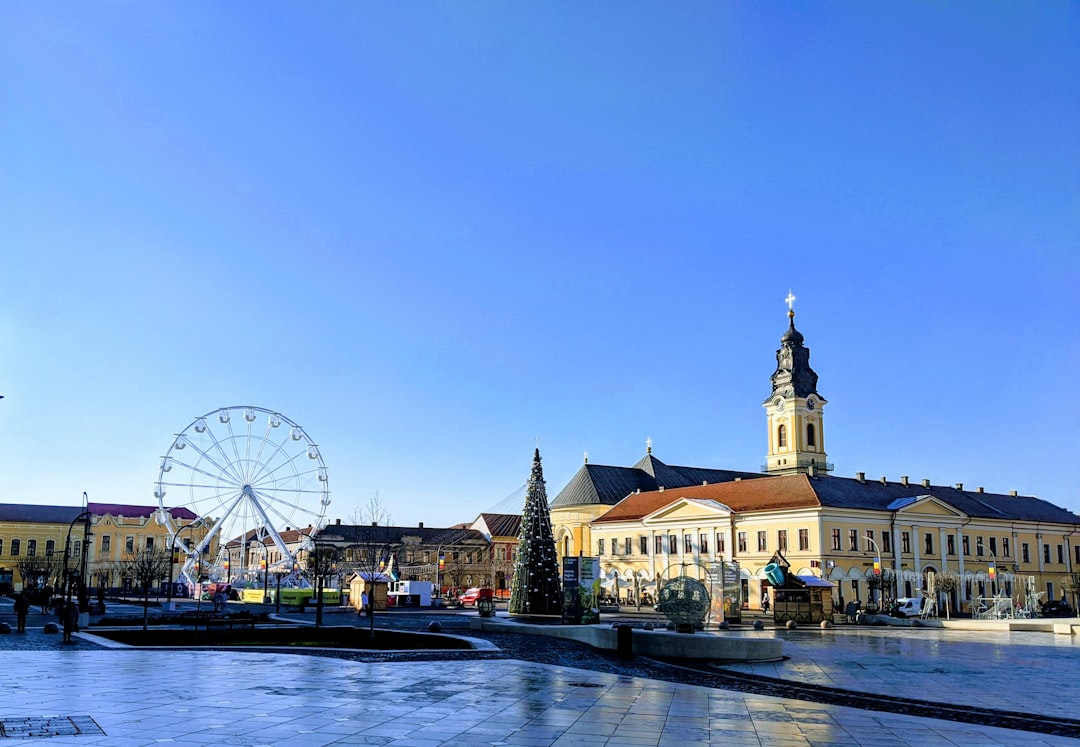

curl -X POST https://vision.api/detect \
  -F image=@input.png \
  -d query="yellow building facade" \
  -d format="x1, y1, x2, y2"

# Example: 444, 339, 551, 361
550, 304, 1080, 613
0, 502, 209, 593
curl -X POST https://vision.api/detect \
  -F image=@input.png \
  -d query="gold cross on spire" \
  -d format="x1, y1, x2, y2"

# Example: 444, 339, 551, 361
785, 290, 796, 311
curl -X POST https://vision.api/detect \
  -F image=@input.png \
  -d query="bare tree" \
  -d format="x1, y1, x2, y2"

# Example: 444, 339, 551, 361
1065, 573, 1080, 611
347, 493, 400, 639
936, 571, 960, 620
123, 548, 172, 630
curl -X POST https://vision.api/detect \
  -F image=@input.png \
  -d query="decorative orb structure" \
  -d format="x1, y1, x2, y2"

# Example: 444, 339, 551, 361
657, 575, 710, 631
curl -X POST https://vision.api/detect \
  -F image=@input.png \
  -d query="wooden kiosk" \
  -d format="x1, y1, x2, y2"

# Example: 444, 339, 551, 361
763, 552, 835, 625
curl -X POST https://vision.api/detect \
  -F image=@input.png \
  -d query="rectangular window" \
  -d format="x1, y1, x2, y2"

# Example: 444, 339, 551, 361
848, 529, 859, 551
625, 537, 632, 555
963, 536, 970, 556
777, 530, 787, 552
757, 531, 767, 552
126, 536, 134, 554
597, 539, 605, 556
1057, 545, 1064, 564
699, 533, 708, 554
1043, 544, 1051, 563
669, 535, 677, 554
901, 532, 910, 554
865, 530, 874, 552
924, 533, 933, 555
46, 539, 56, 556
882, 532, 891, 553
989, 537, 997, 557
640, 536, 649, 555
654, 536, 663, 555
0, 539, 4, 555
1002, 538, 1010, 558
1075, 545, 1080, 565
716, 532, 725, 555
976, 537, 984, 557
146, 537, 154, 550
27, 539, 37, 557
10, 539, 19, 556
798, 528, 809, 551
684, 534, 693, 553
738, 532, 747, 554
611, 538, 618, 555
831, 528, 841, 551
947, 535, 956, 555
1022, 543, 1030, 563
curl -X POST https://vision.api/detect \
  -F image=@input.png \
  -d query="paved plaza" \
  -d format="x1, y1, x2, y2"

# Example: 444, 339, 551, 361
0, 601, 1078, 746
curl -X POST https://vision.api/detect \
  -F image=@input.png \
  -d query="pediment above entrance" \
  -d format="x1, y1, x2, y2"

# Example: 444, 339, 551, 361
887, 494, 966, 519
641, 498, 733, 526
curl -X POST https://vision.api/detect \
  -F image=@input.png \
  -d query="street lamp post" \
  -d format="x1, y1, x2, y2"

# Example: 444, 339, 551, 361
63, 509, 93, 607
173, 518, 209, 606
261, 540, 271, 604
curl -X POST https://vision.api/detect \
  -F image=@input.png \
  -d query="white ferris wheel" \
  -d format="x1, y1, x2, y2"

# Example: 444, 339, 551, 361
154, 406, 330, 588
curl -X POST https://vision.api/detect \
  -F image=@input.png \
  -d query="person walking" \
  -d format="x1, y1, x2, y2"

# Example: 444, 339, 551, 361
761, 591, 771, 614
14, 591, 30, 633
61, 601, 79, 643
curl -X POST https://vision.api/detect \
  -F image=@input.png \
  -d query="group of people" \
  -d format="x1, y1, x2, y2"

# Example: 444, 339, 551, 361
11, 590, 81, 642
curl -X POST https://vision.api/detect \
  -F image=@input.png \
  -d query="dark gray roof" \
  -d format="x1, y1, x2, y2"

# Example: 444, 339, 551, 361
0, 503, 85, 523
809, 475, 1080, 524
550, 455, 764, 508
477, 513, 522, 538
314, 524, 488, 546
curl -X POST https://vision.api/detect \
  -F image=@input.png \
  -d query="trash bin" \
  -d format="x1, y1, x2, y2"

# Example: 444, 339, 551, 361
616, 624, 633, 659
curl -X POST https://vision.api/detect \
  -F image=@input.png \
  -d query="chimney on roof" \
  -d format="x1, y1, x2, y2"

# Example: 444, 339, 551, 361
419, 521, 424, 529
955, 483, 963, 491
371, 521, 378, 527
1009, 490, 1018, 496
286, 527, 291, 532
922, 479, 930, 488
977, 487, 984, 493
880, 476, 887, 485
658, 486, 664, 492
900, 476, 909, 487
734, 477, 741, 482
808, 463, 816, 477
703, 481, 708, 486
856, 472, 865, 483
336, 518, 341, 525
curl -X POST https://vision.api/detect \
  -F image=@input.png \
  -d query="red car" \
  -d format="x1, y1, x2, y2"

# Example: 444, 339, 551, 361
458, 587, 493, 606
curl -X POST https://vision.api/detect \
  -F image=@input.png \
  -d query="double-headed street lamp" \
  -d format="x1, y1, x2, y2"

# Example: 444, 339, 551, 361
63, 498, 93, 607
865, 535, 883, 603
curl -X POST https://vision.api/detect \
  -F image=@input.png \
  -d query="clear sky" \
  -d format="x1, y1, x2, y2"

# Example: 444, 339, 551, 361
1, 3, 1077, 529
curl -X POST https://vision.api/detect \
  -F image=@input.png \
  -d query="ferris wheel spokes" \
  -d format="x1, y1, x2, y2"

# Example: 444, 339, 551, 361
173, 432, 245, 487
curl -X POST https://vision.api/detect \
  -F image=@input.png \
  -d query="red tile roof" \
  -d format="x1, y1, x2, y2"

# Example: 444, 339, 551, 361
593, 474, 821, 523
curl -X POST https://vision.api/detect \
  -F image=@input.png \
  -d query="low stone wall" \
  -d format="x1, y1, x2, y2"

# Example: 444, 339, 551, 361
470, 618, 782, 661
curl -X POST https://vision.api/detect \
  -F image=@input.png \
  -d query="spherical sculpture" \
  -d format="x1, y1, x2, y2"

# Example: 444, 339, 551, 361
657, 575, 711, 630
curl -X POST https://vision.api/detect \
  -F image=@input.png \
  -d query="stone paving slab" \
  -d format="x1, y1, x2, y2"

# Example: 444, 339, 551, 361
717, 626, 1080, 721
0, 649, 1076, 746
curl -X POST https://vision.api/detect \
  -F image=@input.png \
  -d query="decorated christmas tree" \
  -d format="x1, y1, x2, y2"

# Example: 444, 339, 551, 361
509, 448, 563, 616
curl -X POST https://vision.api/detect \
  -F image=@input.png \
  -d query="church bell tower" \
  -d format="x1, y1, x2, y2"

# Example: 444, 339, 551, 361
763, 292, 831, 475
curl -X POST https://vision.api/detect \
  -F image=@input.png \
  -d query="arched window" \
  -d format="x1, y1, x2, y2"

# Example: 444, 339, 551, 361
777, 424, 787, 448
562, 536, 570, 557
807, 423, 816, 447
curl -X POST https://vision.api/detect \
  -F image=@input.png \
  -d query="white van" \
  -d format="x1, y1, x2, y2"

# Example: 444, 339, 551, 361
894, 597, 923, 618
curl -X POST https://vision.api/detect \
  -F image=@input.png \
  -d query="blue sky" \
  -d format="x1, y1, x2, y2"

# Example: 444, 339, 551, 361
1, 3, 1077, 529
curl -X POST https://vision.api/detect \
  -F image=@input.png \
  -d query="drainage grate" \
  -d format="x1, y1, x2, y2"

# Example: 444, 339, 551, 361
0, 716, 105, 738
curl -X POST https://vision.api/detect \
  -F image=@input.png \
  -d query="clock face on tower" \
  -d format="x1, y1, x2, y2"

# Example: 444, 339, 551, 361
806, 398, 816, 411
776, 398, 785, 412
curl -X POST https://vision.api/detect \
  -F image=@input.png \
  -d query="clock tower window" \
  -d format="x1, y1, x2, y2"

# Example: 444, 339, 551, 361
777, 424, 787, 448
807, 423, 816, 447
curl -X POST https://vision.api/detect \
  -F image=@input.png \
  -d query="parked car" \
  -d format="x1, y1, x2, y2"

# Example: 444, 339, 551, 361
458, 587, 493, 606
1040, 600, 1074, 618
892, 597, 924, 618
